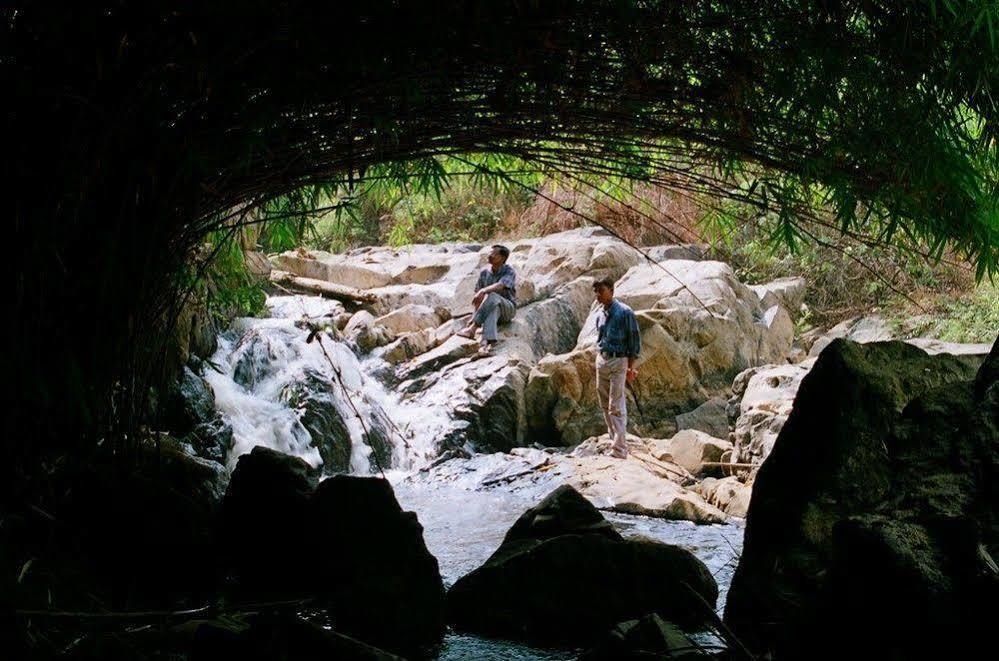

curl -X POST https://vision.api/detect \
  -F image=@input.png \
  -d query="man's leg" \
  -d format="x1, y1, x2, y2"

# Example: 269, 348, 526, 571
606, 357, 629, 458
497, 296, 516, 325
595, 355, 616, 443
474, 292, 502, 342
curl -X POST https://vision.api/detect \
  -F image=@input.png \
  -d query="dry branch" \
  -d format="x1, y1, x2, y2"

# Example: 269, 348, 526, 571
269, 270, 378, 305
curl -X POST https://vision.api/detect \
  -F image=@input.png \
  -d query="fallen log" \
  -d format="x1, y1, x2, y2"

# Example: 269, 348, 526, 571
270, 270, 378, 305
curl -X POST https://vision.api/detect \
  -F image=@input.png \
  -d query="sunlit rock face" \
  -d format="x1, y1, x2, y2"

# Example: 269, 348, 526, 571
525, 258, 795, 445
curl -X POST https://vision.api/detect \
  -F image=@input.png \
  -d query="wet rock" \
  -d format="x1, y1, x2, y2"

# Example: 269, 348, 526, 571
311, 476, 446, 652
447, 485, 719, 646
581, 613, 710, 660
141, 435, 230, 507
379, 328, 438, 365
696, 476, 751, 518
162, 365, 216, 435
279, 371, 353, 472
674, 396, 730, 440
653, 429, 731, 474
219, 447, 318, 597
725, 339, 992, 659
232, 326, 296, 388
344, 310, 395, 353
186, 613, 404, 661
456, 357, 531, 452
400, 334, 479, 380
185, 418, 232, 464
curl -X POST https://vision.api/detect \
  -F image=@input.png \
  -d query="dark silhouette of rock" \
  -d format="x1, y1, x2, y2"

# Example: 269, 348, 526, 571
503, 483, 623, 546
581, 613, 710, 660
162, 365, 216, 435
218, 447, 318, 597
186, 613, 404, 661
447, 485, 717, 646
54, 465, 218, 609
311, 476, 446, 653
725, 338, 996, 658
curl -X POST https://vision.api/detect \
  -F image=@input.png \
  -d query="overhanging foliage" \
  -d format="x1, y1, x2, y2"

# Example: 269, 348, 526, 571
5, 1, 997, 458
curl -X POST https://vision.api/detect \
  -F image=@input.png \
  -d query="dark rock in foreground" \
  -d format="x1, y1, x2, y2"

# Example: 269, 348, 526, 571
581, 613, 711, 660
447, 485, 718, 646
218, 450, 444, 653
311, 475, 446, 653
725, 338, 997, 658
186, 613, 403, 661
218, 446, 318, 597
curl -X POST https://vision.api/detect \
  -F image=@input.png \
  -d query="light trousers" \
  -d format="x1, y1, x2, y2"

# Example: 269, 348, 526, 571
595, 353, 629, 456
474, 292, 516, 342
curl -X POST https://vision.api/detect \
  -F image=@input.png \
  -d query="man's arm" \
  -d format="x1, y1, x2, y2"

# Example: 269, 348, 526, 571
478, 281, 507, 295
626, 309, 641, 380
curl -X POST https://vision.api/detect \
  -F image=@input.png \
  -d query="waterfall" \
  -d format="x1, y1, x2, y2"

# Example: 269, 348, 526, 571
205, 294, 447, 474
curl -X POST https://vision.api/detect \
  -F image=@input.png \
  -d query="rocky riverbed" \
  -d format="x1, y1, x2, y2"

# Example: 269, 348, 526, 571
149, 227, 996, 659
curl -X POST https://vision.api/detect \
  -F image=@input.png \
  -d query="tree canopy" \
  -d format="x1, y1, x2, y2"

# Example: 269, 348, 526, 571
6, 1, 997, 456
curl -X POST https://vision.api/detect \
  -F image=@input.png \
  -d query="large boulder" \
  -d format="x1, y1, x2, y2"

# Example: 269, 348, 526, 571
725, 338, 994, 658
526, 259, 794, 444
447, 486, 719, 646
653, 429, 732, 474
311, 476, 446, 653
218, 447, 318, 597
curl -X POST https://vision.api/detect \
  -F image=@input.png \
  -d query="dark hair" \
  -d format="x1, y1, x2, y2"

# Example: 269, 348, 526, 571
592, 276, 615, 290
491, 244, 510, 261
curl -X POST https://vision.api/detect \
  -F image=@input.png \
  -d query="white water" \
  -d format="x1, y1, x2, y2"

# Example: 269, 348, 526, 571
206, 294, 447, 474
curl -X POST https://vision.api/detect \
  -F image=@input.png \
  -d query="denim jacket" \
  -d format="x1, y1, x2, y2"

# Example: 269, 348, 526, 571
596, 299, 641, 357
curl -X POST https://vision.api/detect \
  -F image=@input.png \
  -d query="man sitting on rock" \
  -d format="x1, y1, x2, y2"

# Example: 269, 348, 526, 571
592, 276, 641, 459
458, 244, 517, 355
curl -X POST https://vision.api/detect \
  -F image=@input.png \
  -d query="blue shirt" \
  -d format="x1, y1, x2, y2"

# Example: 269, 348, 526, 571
476, 263, 517, 304
596, 299, 641, 358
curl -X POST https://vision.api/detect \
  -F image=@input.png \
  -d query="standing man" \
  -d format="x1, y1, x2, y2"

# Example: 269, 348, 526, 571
458, 245, 517, 355
592, 276, 641, 459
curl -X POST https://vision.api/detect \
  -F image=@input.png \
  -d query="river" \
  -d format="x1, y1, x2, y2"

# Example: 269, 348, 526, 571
206, 294, 744, 659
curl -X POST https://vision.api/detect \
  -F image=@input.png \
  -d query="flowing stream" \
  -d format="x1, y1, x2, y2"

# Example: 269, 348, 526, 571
207, 294, 743, 659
